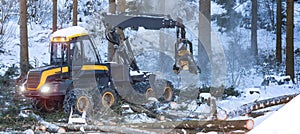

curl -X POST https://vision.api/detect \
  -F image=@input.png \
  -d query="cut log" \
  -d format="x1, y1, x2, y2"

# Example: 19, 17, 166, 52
55, 123, 156, 134
39, 121, 66, 133
20, 110, 65, 133
246, 110, 271, 118
125, 119, 254, 132
228, 93, 299, 118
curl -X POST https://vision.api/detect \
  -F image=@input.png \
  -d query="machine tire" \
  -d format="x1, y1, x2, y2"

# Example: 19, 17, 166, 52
32, 99, 43, 111
154, 79, 174, 102
99, 88, 118, 111
163, 84, 173, 101
133, 81, 155, 99
42, 99, 57, 112
32, 98, 61, 112
63, 88, 93, 115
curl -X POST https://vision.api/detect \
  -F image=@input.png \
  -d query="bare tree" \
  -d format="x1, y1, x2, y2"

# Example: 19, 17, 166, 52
251, 0, 258, 63
53, 0, 57, 32
19, 0, 29, 78
286, 0, 294, 79
276, 0, 282, 64
72, 0, 78, 26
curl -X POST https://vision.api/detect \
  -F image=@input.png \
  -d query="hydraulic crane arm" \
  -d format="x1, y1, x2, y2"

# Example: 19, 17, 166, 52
103, 13, 186, 39
103, 13, 199, 74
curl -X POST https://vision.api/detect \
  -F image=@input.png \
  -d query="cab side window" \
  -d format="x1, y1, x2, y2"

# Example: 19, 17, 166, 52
70, 42, 83, 65
82, 39, 98, 64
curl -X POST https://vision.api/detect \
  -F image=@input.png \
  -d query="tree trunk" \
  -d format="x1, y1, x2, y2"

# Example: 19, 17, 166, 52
39, 121, 66, 133
276, 0, 282, 64
72, 0, 78, 26
251, 0, 258, 63
199, 0, 211, 85
19, 0, 29, 78
228, 93, 299, 118
159, 0, 166, 73
52, 0, 57, 32
108, 0, 116, 62
109, 0, 116, 14
117, 0, 126, 13
286, 0, 294, 79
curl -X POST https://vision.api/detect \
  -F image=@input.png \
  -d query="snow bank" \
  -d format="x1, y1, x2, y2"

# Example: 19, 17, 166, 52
249, 94, 300, 134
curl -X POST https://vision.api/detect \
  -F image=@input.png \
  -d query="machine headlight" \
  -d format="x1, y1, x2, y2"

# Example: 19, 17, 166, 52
19, 85, 26, 92
40, 85, 51, 93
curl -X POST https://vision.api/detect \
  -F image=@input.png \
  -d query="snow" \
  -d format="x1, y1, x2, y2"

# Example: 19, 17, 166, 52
210, 1, 226, 15
124, 113, 157, 124
249, 94, 300, 134
51, 26, 88, 38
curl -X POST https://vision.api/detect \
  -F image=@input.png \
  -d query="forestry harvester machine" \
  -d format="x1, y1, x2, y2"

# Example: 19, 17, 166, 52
19, 14, 201, 116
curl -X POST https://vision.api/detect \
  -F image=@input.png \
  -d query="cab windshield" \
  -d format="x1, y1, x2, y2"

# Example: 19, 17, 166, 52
51, 42, 68, 65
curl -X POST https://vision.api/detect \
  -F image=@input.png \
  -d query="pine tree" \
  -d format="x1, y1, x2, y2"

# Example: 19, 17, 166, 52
53, 0, 57, 32
19, 0, 29, 78
286, 0, 294, 79
109, 0, 116, 14
198, 0, 211, 86
73, 0, 78, 26
108, 0, 116, 62
276, 0, 282, 64
251, 0, 258, 63
199, 0, 211, 57
117, 0, 126, 13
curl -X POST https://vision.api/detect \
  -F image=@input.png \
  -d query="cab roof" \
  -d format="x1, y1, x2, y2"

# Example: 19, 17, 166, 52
51, 26, 89, 42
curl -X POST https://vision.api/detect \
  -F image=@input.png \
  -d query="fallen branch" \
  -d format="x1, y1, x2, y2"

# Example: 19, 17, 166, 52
228, 93, 299, 118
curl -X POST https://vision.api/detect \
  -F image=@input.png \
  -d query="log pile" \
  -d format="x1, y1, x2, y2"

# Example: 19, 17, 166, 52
54, 119, 254, 133
21, 93, 300, 133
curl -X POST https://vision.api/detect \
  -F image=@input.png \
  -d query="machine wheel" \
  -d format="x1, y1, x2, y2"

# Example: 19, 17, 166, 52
42, 99, 57, 112
32, 98, 61, 112
145, 87, 156, 99
133, 81, 155, 99
154, 80, 174, 102
63, 88, 93, 115
99, 88, 118, 111
32, 99, 43, 111
163, 85, 173, 101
